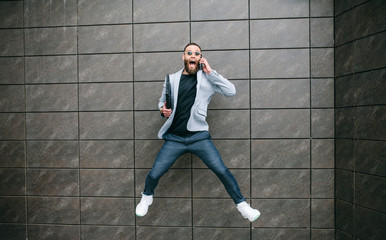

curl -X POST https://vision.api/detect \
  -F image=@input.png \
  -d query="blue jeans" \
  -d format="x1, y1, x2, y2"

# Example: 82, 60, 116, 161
143, 131, 246, 204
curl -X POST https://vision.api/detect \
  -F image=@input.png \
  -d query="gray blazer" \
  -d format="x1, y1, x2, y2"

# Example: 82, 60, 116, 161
157, 68, 236, 139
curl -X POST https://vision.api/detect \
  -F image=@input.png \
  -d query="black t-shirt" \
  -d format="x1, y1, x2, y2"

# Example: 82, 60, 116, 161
167, 73, 197, 136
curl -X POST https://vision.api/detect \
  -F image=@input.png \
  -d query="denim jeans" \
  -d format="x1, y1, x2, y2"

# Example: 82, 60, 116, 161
143, 131, 246, 204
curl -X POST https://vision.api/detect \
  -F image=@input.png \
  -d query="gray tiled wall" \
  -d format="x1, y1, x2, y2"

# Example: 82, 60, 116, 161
0, 0, 335, 239
335, 0, 386, 239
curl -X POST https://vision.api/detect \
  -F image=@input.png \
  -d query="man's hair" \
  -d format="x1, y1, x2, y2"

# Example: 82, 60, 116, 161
183, 42, 201, 52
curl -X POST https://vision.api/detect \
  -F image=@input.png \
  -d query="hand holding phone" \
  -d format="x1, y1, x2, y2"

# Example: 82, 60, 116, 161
199, 56, 211, 74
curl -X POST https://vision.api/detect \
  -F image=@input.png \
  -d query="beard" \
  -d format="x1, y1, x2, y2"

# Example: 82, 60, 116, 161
184, 58, 199, 75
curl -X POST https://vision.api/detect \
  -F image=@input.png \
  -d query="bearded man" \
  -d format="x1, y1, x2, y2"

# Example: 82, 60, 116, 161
136, 43, 261, 222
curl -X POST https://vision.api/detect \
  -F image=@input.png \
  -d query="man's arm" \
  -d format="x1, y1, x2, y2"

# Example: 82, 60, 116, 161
158, 77, 172, 117
207, 70, 236, 97
200, 57, 236, 97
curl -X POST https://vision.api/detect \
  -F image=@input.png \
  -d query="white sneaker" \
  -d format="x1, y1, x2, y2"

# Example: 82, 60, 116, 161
237, 201, 261, 222
136, 193, 153, 217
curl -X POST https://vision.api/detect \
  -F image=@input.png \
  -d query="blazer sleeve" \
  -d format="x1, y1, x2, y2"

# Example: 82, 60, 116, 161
206, 70, 236, 97
158, 77, 167, 109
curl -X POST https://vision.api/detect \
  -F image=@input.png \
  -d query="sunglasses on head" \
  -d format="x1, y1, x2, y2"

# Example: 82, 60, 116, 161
186, 51, 201, 56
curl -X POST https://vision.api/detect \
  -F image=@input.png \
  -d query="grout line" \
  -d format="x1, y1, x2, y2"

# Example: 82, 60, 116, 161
131, 1, 138, 239
75, 1, 82, 238
22, 0, 29, 238
248, 0, 254, 237
308, 0, 313, 237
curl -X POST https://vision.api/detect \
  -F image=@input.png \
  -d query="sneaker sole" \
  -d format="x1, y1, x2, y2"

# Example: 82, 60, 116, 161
251, 212, 261, 222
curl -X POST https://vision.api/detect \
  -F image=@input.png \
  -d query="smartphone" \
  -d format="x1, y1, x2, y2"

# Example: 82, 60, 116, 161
199, 55, 205, 70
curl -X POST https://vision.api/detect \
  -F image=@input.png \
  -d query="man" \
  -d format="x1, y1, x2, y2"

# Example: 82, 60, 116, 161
136, 43, 260, 222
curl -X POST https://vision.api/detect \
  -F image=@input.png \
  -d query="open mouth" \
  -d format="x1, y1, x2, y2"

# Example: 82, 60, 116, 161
189, 61, 197, 68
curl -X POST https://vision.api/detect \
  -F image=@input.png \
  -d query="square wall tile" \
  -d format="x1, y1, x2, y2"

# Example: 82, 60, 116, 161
79, 54, 132, 82
27, 113, 78, 140
24, 0, 77, 27
312, 169, 334, 198
0, 1, 23, 28
311, 18, 334, 47
79, 83, 133, 111
0, 29, 23, 56
25, 27, 77, 55
0, 85, 25, 112
311, 78, 334, 108
250, 0, 309, 18
81, 197, 134, 225
311, 199, 334, 228
78, 25, 132, 54
312, 109, 334, 138
133, 0, 188, 23
251, 49, 309, 78
82, 226, 134, 240
80, 169, 134, 197
191, 0, 248, 20
78, 0, 132, 25
28, 225, 80, 240
0, 197, 26, 223
27, 169, 78, 196
27, 141, 79, 168
252, 199, 310, 227
252, 140, 310, 168
251, 79, 310, 108
252, 170, 310, 198
28, 197, 79, 224
194, 227, 249, 240
0, 113, 25, 140
251, 19, 309, 48
134, 23, 189, 52
137, 227, 191, 240
311, 0, 334, 16
26, 84, 78, 111
0, 57, 24, 84
0, 141, 25, 167
252, 228, 310, 240
207, 110, 250, 138
80, 140, 134, 168
311, 48, 334, 78
0, 169, 25, 196
79, 112, 133, 140
25, 56, 77, 84
251, 110, 310, 138
192, 21, 249, 50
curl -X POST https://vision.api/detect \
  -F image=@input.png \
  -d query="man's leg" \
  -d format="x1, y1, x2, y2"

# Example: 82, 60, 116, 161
136, 135, 186, 217
143, 139, 186, 195
189, 133, 260, 222
190, 137, 245, 204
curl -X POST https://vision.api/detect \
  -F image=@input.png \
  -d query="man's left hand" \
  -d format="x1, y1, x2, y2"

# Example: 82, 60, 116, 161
200, 57, 212, 74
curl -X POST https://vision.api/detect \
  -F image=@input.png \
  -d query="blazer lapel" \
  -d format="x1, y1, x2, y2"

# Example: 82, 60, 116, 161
172, 69, 183, 110
196, 70, 203, 95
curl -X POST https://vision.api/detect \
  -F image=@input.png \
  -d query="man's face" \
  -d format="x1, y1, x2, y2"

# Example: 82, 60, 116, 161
183, 45, 201, 75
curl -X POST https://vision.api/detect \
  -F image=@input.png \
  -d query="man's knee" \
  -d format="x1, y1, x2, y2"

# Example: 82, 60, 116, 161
214, 166, 230, 177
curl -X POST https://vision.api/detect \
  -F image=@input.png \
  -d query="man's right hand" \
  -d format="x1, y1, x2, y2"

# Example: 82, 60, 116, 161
161, 102, 172, 117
